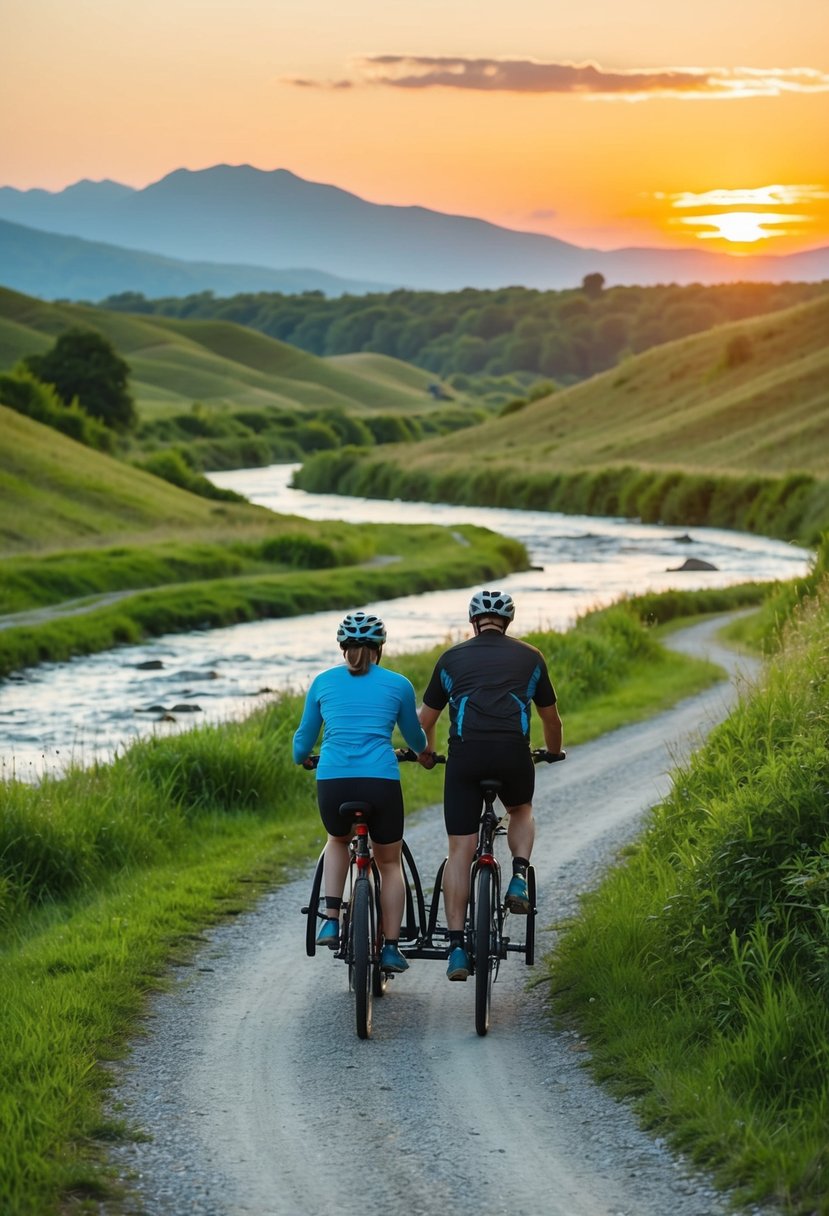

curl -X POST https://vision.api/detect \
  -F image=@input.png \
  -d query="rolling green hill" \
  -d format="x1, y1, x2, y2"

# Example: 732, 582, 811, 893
295, 294, 829, 542
0, 287, 456, 416
332, 294, 829, 478
0, 405, 268, 553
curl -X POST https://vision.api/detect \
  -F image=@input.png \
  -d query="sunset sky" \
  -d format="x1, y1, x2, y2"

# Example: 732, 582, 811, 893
3, 0, 828, 255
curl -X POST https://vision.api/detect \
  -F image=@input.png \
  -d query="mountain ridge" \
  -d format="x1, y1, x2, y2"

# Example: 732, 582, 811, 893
2, 164, 828, 293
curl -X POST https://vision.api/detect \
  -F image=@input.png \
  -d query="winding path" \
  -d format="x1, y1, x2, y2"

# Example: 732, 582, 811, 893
104, 616, 768, 1216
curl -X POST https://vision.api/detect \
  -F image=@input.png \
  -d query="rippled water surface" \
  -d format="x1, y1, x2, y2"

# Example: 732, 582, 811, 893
1, 464, 811, 779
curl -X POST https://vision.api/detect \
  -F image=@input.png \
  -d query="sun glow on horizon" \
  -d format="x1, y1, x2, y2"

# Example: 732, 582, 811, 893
680, 210, 808, 243
655, 184, 826, 247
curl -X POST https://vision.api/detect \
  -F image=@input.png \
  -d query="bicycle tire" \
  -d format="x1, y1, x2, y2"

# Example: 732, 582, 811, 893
525, 865, 537, 966
353, 878, 373, 1039
305, 852, 325, 958
371, 876, 387, 998
474, 866, 495, 1036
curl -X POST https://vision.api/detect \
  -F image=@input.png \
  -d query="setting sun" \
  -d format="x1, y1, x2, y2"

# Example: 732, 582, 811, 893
680, 210, 806, 243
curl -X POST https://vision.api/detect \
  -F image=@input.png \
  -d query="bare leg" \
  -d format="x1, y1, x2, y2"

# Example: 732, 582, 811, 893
505, 803, 535, 863
443, 833, 478, 931
321, 834, 350, 918
371, 840, 405, 938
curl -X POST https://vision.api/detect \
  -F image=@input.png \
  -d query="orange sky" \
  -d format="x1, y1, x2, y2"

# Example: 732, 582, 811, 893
2, 0, 828, 255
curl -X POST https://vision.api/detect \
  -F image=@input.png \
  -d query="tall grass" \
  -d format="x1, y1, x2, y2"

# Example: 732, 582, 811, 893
550, 578, 829, 1212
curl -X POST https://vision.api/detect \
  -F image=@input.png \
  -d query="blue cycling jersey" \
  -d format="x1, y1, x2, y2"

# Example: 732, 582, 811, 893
292, 663, 427, 780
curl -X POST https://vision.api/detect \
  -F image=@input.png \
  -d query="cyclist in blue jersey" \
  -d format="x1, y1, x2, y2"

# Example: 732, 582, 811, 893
293, 610, 432, 974
418, 590, 563, 981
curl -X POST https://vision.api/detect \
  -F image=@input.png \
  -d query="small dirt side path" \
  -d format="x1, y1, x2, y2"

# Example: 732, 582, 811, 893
103, 616, 773, 1216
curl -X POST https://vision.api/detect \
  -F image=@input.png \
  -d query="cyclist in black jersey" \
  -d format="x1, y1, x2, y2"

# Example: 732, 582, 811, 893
419, 589, 563, 981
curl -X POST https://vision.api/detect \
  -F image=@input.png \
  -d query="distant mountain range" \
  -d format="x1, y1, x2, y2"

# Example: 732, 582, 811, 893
1, 165, 828, 298
0, 218, 391, 301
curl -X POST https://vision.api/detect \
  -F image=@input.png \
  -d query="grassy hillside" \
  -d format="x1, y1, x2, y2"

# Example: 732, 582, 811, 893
325, 295, 829, 477
0, 406, 527, 674
0, 405, 267, 553
296, 295, 829, 542
0, 287, 456, 416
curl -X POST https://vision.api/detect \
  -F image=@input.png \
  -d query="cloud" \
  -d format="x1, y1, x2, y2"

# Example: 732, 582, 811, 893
660, 185, 829, 208
286, 57, 829, 100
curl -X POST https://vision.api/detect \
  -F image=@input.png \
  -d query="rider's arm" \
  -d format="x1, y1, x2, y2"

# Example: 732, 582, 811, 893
292, 686, 323, 764
397, 681, 429, 756
418, 702, 442, 752
535, 701, 563, 756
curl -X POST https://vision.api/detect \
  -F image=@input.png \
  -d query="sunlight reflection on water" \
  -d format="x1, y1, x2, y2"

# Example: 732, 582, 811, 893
0, 465, 811, 781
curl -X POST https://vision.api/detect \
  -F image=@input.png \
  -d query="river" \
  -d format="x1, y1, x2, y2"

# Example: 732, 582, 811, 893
0, 464, 811, 780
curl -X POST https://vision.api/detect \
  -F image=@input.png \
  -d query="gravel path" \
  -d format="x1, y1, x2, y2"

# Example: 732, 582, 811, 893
101, 616, 774, 1216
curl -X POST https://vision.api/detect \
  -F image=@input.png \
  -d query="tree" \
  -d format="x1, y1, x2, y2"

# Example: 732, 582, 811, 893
581, 272, 605, 299
24, 328, 136, 432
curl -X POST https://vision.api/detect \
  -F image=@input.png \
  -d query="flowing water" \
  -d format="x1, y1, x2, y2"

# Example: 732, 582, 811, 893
0, 464, 811, 780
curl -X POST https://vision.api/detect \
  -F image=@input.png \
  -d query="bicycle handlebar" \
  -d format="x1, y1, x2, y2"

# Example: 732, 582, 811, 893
395, 748, 447, 765
532, 748, 566, 763
301, 749, 446, 770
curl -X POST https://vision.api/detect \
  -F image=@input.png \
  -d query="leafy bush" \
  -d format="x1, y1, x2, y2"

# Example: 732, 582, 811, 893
0, 369, 114, 451
136, 449, 244, 501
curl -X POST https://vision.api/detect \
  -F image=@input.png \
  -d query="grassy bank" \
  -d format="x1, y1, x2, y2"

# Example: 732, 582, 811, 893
0, 597, 727, 1215
0, 522, 525, 677
295, 447, 829, 546
549, 572, 829, 1212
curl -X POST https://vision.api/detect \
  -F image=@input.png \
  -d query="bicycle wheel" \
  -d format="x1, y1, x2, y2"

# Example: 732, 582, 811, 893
371, 874, 387, 998
474, 866, 496, 1036
525, 865, 537, 967
304, 852, 325, 958
352, 877, 373, 1039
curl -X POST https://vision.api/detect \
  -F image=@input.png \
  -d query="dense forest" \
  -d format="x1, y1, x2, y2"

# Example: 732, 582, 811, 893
102, 279, 827, 397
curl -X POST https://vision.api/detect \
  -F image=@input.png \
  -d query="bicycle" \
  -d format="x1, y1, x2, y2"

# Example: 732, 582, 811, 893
467, 747, 566, 1036
302, 748, 444, 1040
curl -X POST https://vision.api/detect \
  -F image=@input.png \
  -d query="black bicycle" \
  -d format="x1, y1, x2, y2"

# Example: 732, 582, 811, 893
302, 749, 444, 1040
468, 748, 566, 1036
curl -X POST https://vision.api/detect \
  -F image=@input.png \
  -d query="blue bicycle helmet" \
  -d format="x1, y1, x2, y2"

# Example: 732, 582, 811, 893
337, 611, 387, 647
468, 589, 515, 624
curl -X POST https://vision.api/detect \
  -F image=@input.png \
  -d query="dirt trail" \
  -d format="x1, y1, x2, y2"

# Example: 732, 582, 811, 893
104, 616, 768, 1216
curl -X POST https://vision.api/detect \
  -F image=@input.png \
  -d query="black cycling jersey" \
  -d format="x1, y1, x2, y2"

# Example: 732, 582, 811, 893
422, 630, 556, 746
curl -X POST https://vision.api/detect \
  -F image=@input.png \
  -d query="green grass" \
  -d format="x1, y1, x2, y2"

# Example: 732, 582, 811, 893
0, 286, 460, 416
294, 294, 829, 544
0, 522, 526, 677
0, 599, 725, 1215
548, 574, 829, 1213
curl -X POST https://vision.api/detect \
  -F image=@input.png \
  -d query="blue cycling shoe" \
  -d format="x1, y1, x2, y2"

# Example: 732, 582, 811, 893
446, 945, 471, 981
504, 873, 530, 914
316, 917, 340, 948
380, 943, 409, 973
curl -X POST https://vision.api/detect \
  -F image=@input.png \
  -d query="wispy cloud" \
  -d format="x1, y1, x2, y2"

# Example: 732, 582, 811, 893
285, 57, 829, 100
659, 185, 829, 208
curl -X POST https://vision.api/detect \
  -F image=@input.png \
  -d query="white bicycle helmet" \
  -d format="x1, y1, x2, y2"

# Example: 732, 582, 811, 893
468, 589, 515, 624
337, 611, 387, 647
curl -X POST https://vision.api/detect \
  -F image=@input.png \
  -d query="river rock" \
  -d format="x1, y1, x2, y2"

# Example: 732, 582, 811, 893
667, 557, 718, 572
136, 659, 164, 670
171, 703, 202, 713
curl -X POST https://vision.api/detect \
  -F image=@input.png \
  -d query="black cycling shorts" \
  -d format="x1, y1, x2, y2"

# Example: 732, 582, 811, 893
443, 740, 535, 836
316, 777, 404, 845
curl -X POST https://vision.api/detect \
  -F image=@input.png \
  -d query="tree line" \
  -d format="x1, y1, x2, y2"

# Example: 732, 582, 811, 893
102, 278, 827, 394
